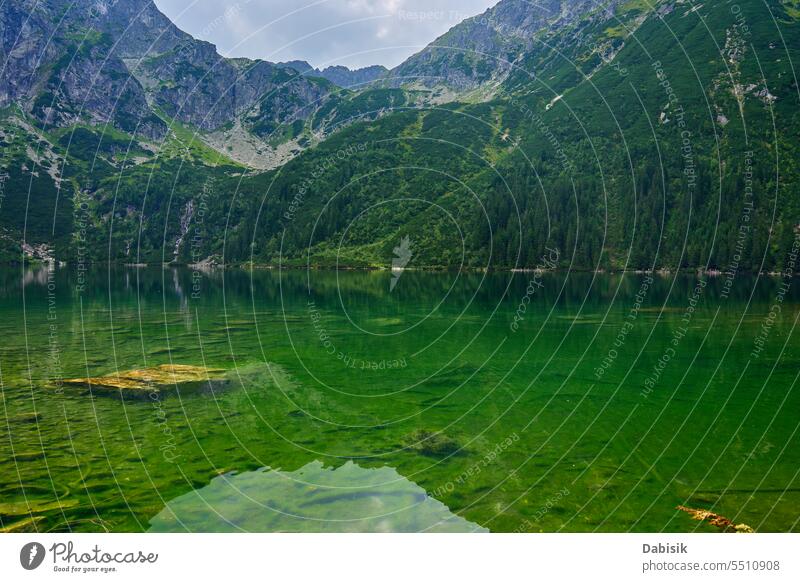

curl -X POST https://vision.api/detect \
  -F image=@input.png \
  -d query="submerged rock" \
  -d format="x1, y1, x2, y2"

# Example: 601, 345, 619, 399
405, 429, 463, 457
11, 450, 45, 462
63, 364, 227, 398
8, 412, 42, 424
676, 505, 754, 533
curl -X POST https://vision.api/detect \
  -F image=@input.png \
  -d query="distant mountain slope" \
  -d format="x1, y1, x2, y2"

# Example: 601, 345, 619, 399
278, 61, 388, 88
211, 0, 800, 271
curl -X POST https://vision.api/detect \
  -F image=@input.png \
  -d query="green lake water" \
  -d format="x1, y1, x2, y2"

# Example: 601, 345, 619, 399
0, 266, 798, 532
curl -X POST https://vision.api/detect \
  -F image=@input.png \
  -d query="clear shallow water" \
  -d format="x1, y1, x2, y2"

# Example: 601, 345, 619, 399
0, 266, 798, 532
149, 461, 487, 533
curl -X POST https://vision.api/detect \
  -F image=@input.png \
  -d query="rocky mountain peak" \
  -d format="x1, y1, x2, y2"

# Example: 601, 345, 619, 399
388, 0, 624, 91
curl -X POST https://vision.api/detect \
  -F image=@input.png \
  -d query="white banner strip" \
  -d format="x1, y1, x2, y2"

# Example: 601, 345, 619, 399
1, 534, 798, 581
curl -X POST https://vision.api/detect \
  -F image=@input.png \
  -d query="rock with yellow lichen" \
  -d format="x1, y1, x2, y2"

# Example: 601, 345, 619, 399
676, 505, 754, 533
63, 364, 228, 399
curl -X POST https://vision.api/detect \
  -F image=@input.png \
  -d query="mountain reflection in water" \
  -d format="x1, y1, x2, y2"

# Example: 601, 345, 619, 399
149, 460, 487, 532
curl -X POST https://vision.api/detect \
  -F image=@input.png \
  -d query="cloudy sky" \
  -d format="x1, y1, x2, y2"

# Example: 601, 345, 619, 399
154, 0, 497, 70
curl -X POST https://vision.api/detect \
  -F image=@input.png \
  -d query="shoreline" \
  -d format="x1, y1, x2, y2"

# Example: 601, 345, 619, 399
6, 260, 800, 277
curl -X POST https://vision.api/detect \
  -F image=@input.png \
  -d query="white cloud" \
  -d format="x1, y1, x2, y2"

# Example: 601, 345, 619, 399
154, 0, 497, 69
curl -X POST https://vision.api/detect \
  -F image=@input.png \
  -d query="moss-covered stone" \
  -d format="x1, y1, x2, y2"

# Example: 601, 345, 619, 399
63, 364, 227, 398
405, 429, 462, 457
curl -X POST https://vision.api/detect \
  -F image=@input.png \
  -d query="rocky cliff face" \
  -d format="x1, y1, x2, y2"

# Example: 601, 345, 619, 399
130, 43, 332, 132
0, 1, 167, 138
0, 0, 335, 139
388, 0, 623, 91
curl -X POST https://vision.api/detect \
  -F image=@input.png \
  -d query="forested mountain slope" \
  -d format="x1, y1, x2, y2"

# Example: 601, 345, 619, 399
216, 0, 800, 272
1, 0, 798, 272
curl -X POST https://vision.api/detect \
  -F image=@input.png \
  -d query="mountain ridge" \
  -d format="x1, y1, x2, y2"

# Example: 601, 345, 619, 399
277, 61, 389, 88
386, 0, 626, 93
